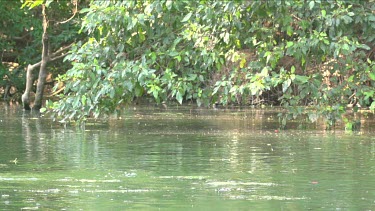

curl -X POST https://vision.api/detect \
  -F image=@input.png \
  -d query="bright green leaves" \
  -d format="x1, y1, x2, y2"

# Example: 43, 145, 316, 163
21, 0, 44, 9
81, 95, 87, 106
369, 72, 375, 81
286, 41, 294, 48
148, 83, 162, 101
321, 10, 326, 18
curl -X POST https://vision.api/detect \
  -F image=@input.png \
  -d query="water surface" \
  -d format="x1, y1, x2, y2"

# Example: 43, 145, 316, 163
1, 105, 375, 210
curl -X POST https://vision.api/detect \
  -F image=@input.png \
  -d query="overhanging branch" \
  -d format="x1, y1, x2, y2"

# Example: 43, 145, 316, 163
26, 43, 74, 70
49, 43, 73, 62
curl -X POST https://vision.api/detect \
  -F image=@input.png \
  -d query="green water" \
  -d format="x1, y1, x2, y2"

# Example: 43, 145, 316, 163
1, 105, 375, 210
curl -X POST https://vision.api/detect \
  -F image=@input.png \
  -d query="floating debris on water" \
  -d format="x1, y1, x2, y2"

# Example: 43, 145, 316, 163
9, 158, 18, 165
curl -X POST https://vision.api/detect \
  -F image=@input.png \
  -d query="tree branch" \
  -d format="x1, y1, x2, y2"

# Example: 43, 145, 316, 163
49, 43, 73, 60
57, 0, 78, 25
25, 43, 74, 70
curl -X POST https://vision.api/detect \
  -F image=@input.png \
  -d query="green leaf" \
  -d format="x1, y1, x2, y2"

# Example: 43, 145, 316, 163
282, 79, 291, 93
181, 12, 192, 22
176, 91, 183, 104
369, 72, 375, 81
291, 66, 295, 73
309, 1, 315, 10
286, 26, 293, 37
79, 8, 92, 14
223, 32, 229, 44
166, 0, 172, 10
260, 67, 269, 76
135, 84, 144, 97
22, 0, 43, 9
359, 44, 370, 50
264, 51, 272, 64
144, 3, 154, 14
175, 55, 181, 62
45, 0, 53, 7
81, 95, 87, 106
127, 17, 137, 30
109, 88, 115, 99
370, 101, 375, 111
150, 52, 157, 63
295, 75, 309, 84
321, 10, 326, 17
187, 73, 197, 81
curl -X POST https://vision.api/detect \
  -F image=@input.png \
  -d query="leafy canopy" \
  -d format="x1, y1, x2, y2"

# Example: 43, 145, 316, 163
48, 0, 374, 126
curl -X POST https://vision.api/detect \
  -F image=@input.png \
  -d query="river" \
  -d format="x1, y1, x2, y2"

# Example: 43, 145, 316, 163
1, 104, 375, 210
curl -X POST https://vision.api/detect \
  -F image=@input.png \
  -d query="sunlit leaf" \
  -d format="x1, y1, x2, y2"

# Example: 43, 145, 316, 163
176, 91, 183, 104
309, 1, 315, 10
181, 12, 192, 22
369, 72, 375, 81
282, 79, 291, 93
321, 10, 326, 17
166, 0, 172, 10
81, 95, 87, 106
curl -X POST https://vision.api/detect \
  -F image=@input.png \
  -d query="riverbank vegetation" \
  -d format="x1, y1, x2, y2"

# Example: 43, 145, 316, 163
1, 0, 374, 129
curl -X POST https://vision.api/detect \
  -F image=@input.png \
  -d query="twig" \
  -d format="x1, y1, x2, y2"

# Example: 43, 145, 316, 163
57, 0, 78, 25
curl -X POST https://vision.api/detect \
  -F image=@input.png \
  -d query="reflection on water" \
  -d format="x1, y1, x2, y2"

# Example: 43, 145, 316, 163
0, 104, 375, 210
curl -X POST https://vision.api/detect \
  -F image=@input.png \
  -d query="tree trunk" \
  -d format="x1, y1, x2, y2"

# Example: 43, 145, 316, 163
22, 63, 39, 110
32, 4, 49, 111
3, 84, 11, 100
21, 4, 72, 111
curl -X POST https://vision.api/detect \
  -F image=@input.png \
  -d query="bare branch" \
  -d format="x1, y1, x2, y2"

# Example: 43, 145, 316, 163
57, 0, 78, 24
50, 52, 68, 62
25, 43, 73, 70
48, 86, 65, 97
49, 43, 73, 59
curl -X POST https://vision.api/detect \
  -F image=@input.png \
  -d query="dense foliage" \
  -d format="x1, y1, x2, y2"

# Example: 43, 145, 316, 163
2, 0, 374, 128
49, 0, 374, 127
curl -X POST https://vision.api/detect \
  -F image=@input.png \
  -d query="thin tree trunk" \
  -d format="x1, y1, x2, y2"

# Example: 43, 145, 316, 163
21, 64, 32, 110
22, 63, 40, 110
3, 84, 10, 100
21, 3, 72, 111
33, 4, 49, 111
21, 43, 71, 110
